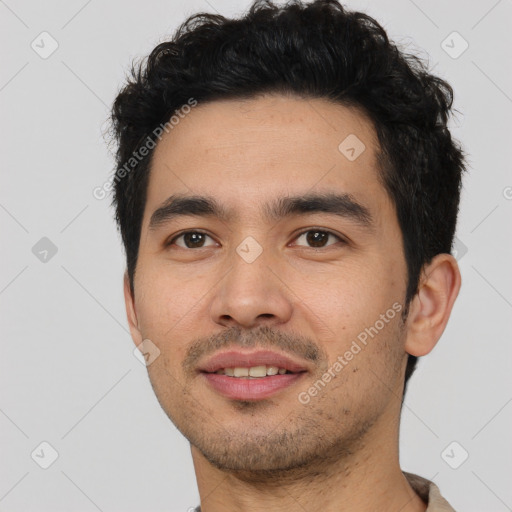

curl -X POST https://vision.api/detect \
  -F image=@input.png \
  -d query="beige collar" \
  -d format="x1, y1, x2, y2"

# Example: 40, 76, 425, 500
404, 472, 456, 511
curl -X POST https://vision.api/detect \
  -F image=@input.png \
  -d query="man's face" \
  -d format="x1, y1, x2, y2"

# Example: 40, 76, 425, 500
126, 94, 410, 472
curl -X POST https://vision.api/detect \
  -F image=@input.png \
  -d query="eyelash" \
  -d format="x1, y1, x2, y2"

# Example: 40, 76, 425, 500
166, 228, 346, 249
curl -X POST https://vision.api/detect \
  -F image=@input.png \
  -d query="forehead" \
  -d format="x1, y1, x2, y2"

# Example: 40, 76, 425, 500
145, 94, 386, 224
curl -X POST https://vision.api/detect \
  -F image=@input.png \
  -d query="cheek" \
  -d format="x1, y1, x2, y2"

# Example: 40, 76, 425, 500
134, 271, 208, 354
291, 259, 396, 324
291, 262, 405, 369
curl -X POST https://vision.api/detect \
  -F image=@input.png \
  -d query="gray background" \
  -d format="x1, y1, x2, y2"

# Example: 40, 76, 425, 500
1, 0, 511, 510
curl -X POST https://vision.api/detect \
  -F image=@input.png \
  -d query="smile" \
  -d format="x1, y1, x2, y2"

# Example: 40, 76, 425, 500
213, 365, 290, 377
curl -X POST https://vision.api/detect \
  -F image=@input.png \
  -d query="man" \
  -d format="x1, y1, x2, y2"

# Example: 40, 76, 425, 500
109, 0, 465, 510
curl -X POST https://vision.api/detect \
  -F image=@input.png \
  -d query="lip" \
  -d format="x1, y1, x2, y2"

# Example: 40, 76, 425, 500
202, 372, 305, 400
198, 349, 309, 401
198, 349, 308, 374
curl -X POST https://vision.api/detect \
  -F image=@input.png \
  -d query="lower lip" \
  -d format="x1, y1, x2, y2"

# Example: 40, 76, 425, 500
202, 372, 305, 400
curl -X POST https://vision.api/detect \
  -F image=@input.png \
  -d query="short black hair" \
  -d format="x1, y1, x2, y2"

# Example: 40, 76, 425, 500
109, 0, 466, 390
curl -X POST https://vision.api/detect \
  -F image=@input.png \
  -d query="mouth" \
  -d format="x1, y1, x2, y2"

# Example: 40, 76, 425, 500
198, 350, 309, 401
210, 365, 294, 377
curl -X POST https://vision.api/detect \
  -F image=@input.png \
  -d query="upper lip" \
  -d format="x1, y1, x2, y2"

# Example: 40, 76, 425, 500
198, 350, 309, 373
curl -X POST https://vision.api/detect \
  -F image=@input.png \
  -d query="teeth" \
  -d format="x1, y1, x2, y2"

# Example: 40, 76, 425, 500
249, 365, 267, 377
215, 365, 290, 378
233, 367, 249, 377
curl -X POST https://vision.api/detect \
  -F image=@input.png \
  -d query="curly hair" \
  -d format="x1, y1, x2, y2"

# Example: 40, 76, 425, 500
109, 0, 466, 390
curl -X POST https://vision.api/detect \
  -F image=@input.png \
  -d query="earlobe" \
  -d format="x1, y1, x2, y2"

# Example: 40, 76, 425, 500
404, 254, 461, 357
123, 271, 143, 346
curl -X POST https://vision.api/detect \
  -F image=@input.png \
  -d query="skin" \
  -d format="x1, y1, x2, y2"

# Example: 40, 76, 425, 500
124, 94, 461, 511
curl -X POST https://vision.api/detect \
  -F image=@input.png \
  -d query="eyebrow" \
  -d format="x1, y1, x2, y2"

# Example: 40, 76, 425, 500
148, 192, 374, 231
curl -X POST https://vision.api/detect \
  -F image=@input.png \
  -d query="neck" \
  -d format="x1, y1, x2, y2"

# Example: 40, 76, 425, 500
191, 413, 426, 512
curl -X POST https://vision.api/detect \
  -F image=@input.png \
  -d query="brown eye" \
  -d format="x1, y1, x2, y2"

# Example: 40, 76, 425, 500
294, 230, 342, 248
169, 231, 217, 249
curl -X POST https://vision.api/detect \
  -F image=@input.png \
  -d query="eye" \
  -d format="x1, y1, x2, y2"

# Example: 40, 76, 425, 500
167, 231, 218, 249
292, 229, 344, 248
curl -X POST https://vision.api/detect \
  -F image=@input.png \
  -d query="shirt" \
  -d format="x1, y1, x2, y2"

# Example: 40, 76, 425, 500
194, 472, 456, 511
405, 472, 456, 511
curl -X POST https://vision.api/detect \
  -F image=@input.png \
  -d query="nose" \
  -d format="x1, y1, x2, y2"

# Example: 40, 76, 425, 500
209, 245, 294, 330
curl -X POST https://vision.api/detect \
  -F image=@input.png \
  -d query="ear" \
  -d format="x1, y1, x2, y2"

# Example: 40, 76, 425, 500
404, 253, 461, 357
123, 271, 143, 347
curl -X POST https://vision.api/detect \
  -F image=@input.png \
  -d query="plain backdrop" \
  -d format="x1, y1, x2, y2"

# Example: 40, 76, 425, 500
1, 0, 511, 511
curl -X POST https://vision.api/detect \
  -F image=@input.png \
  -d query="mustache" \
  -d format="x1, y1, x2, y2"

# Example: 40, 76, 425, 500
182, 325, 327, 374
